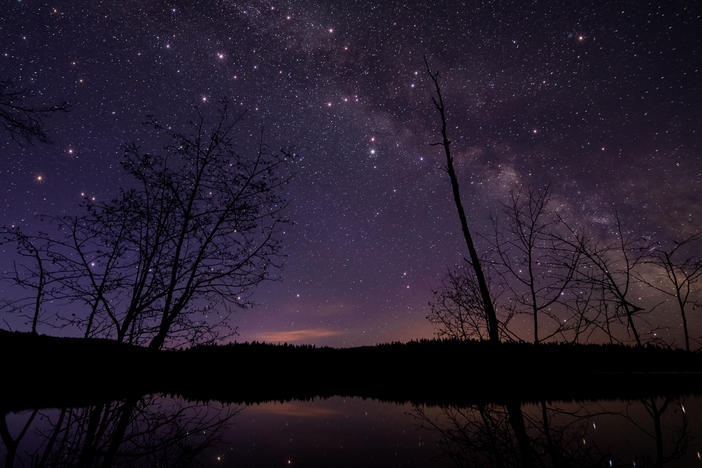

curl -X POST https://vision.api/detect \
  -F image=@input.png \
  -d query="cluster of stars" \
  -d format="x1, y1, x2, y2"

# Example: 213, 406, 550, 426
1, 0, 699, 348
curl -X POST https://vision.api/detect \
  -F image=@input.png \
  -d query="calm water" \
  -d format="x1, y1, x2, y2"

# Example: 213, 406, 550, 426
2, 394, 701, 467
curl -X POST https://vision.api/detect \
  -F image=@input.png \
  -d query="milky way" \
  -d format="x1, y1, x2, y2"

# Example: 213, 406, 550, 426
1, 1, 700, 345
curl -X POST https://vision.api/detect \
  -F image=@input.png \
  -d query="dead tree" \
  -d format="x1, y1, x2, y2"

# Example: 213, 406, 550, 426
562, 213, 650, 346
492, 186, 580, 344
428, 265, 510, 341
639, 234, 702, 351
425, 58, 500, 343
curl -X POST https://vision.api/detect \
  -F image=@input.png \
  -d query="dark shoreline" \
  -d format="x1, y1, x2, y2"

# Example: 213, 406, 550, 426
3, 330, 702, 411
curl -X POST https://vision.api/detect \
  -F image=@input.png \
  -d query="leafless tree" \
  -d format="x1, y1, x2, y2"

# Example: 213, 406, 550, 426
2, 101, 292, 348
0, 228, 57, 334
0, 79, 69, 144
638, 234, 702, 351
491, 186, 580, 344
427, 265, 511, 341
424, 57, 500, 343
561, 213, 652, 347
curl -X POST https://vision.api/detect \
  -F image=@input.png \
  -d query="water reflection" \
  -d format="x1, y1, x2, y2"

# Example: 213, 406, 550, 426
1, 395, 699, 467
413, 397, 694, 467
1, 397, 238, 467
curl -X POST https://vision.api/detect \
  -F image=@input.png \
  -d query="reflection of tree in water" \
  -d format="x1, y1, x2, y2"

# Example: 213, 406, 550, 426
623, 397, 689, 468
1, 397, 238, 467
413, 397, 690, 468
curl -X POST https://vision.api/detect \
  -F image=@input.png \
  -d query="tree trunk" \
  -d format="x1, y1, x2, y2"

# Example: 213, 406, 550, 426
425, 60, 500, 343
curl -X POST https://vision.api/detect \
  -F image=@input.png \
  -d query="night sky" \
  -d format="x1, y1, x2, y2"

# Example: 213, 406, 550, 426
1, 1, 700, 346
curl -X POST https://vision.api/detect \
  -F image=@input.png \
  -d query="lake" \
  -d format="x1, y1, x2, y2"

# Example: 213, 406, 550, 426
2, 393, 700, 467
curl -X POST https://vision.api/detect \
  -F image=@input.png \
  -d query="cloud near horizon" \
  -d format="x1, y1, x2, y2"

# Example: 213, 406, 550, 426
254, 328, 344, 343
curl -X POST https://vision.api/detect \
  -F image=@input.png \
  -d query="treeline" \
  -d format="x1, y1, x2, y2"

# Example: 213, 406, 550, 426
4, 331, 702, 411
427, 186, 702, 350
421, 63, 701, 351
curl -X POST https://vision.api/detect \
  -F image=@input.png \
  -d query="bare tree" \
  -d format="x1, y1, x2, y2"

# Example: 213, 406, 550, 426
424, 58, 499, 343
639, 234, 702, 351
2, 101, 292, 348
0, 228, 57, 334
0, 79, 69, 144
491, 186, 580, 344
428, 265, 510, 341
563, 277, 618, 345
562, 213, 651, 347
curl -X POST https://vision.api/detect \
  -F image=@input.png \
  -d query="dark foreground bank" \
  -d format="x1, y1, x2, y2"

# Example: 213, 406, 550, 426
2, 330, 701, 410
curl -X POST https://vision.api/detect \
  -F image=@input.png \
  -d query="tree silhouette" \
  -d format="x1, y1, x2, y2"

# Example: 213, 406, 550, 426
427, 265, 511, 341
638, 234, 702, 351
0, 229, 52, 334
0, 79, 69, 144
562, 213, 651, 347
491, 186, 580, 344
2, 101, 292, 348
424, 58, 500, 343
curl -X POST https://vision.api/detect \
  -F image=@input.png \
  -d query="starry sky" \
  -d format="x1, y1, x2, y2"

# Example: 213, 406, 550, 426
1, 1, 700, 346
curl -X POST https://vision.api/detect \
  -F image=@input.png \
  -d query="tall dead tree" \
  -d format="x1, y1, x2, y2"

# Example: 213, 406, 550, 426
425, 58, 500, 343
